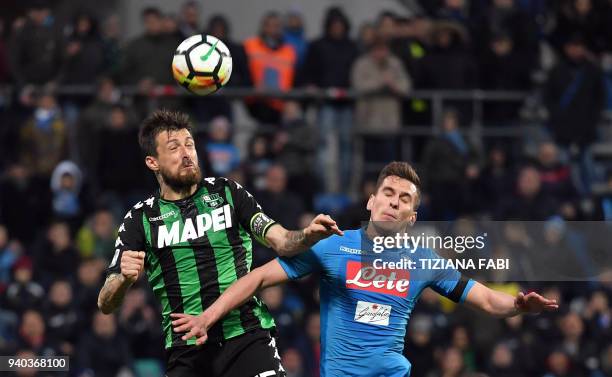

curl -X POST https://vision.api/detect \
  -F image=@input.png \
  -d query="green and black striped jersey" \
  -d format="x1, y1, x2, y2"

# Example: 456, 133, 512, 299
107, 177, 277, 348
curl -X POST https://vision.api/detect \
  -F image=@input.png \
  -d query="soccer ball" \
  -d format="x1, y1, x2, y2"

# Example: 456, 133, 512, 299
172, 34, 232, 95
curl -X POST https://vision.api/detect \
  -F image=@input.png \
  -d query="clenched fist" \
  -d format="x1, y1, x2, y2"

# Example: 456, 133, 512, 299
121, 250, 145, 283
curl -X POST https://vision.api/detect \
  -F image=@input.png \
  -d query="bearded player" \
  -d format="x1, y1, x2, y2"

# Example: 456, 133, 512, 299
171, 161, 559, 376
97, 110, 342, 377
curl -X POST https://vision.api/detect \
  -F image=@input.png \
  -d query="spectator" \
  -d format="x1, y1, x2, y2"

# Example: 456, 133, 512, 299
206, 14, 251, 88
118, 287, 164, 360
0, 163, 51, 244
275, 101, 317, 205
550, 0, 607, 54
451, 326, 476, 371
0, 225, 20, 293
101, 14, 122, 77
557, 311, 598, 375
95, 105, 148, 201
351, 36, 411, 162
427, 346, 466, 377
404, 315, 436, 377
205, 116, 240, 176
17, 310, 59, 357
357, 22, 376, 53
472, 0, 539, 67
8, 0, 63, 86
418, 22, 477, 91
75, 209, 116, 261
496, 165, 558, 220
178, 1, 200, 39
0, 20, 9, 83
19, 93, 66, 178
74, 259, 105, 332
162, 13, 182, 41
422, 109, 478, 220
583, 290, 612, 349
543, 349, 578, 377
486, 342, 522, 377
77, 77, 122, 177
535, 141, 579, 216
193, 14, 251, 122
244, 12, 297, 124
254, 164, 305, 230
43, 280, 79, 355
60, 13, 106, 86
591, 170, 612, 220
302, 7, 358, 193
260, 285, 303, 348
336, 180, 376, 229
121, 7, 179, 86
77, 312, 132, 377
282, 347, 306, 377
544, 34, 604, 147
4, 256, 44, 314
480, 32, 531, 124
302, 312, 321, 377
50, 161, 85, 226
32, 221, 79, 288
478, 146, 514, 212
284, 10, 307, 67
544, 34, 604, 193
243, 135, 272, 191
435, 0, 470, 26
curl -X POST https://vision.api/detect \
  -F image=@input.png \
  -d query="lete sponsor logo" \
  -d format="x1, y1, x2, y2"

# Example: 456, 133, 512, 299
345, 261, 410, 297
354, 300, 391, 326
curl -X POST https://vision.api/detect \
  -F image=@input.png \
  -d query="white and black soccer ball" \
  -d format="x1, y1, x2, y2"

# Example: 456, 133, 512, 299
172, 34, 233, 96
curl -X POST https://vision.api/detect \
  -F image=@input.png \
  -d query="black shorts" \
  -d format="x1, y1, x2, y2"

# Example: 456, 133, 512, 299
165, 329, 286, 377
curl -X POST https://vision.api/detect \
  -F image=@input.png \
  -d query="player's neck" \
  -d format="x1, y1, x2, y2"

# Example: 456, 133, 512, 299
159, 183, 198, 201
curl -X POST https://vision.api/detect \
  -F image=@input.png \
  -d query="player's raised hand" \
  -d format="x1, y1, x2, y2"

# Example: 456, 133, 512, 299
120, 251, 145, 283
170, 312, 211, 345
304, 214, 344, 242
515, 291, 559, 314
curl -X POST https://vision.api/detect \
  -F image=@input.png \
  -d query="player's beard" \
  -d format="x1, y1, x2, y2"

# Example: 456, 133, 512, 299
159, 161, 202, 193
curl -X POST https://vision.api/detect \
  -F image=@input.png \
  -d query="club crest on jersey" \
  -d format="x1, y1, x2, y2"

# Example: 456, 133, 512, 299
202, 193, 224, 208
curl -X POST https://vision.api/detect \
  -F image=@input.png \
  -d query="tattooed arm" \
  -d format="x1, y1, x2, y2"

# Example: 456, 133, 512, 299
265, 214, 343, 257
98, 250, 145, 314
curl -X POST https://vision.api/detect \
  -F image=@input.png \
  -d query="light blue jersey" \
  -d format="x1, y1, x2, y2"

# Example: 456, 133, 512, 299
277, 228, 475, 377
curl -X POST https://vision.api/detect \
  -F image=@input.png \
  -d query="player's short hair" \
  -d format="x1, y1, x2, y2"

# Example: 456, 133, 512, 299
138, 109, 193, 157
375, 161, 421, 208
142, 7, 162, 19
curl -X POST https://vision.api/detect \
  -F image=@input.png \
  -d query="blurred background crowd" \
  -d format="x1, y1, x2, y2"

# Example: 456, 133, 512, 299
1, 0, 612, 376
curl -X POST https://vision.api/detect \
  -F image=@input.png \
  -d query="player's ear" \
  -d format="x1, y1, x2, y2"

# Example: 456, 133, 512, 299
408, 211, 417, 226
145, 156, 159, 172
366, 194, 374, 211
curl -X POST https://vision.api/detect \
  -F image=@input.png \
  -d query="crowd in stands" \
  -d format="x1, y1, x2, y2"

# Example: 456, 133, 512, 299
1, 0, 612, 376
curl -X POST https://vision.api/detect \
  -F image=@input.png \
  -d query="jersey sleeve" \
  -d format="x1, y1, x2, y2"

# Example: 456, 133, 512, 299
424, 248, 475, 303
106, 207, 146, 276
227, 179, 277, 246
276, 237, 328, 279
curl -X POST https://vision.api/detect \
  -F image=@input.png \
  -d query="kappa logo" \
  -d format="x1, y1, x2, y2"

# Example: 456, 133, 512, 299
149, 211, 177, 222
202, 193, 224, 208
340, 245, 362, 254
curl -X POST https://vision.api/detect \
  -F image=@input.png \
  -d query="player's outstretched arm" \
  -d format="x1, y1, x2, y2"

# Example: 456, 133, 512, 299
265, 214, 343, 257
97, 250, 145, 314
464, 281, 559, 318
171, 259, 290, 345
